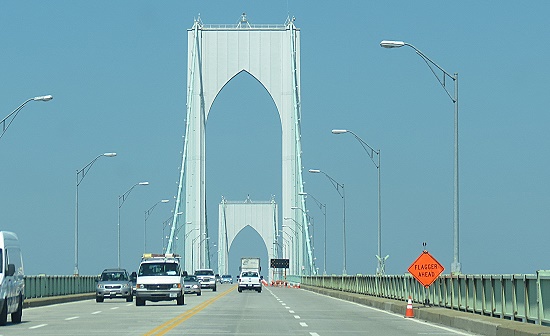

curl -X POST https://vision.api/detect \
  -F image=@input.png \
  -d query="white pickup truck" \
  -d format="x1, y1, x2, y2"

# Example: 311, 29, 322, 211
237, 270, 262, 293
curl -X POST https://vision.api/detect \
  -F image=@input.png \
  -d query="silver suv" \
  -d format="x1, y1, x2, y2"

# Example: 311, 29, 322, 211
96, 268, 133, 302
195, 269, 217, 291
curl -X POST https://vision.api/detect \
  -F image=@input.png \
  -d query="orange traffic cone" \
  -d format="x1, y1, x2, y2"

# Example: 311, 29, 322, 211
405, 296, 414, 318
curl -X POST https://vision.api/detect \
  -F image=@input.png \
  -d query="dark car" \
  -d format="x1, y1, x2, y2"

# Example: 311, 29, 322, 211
96, 268, 133, 302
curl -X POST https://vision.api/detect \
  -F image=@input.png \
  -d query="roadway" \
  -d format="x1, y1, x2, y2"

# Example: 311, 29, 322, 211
3, 284, 478, 336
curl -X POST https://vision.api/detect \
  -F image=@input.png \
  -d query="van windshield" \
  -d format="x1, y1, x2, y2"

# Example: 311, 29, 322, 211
139, 262, 180, 276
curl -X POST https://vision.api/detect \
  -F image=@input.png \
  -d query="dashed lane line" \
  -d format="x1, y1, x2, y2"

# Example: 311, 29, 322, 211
300, 322, 308, 327
64, 316, 79, 321
29, 324, 47, 329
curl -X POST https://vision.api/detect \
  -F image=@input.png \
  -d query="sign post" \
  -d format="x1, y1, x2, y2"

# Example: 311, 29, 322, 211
407, 249, 444, 306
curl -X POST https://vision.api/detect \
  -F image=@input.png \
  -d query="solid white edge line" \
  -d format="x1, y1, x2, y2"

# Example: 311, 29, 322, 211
307, 290, 477, 336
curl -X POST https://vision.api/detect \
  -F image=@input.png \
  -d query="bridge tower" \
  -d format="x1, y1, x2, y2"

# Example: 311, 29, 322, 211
166, 14, 315, 276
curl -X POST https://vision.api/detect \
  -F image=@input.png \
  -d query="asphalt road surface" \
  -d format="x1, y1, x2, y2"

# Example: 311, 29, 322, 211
0, 284, 480, 335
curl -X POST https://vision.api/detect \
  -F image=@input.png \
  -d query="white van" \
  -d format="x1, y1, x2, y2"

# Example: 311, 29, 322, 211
0, 231, 24, 325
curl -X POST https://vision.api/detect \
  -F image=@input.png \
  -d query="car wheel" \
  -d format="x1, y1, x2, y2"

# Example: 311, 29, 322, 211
126, 295, 133, 302
136, 298, 145, 306
238, 288, 242, 293
197, 292, 201, 296
96, 296, 104, 303
176, 294, 184, 306
257, 288, 262, 293
11, 295, 23, 323
0, 300, 7, 326
212, 285, 217, 292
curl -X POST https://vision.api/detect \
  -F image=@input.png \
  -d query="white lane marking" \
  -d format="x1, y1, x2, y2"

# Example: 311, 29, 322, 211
300, 322, 308, 327
294, 315, 301, 319
310, 333, 320, 336
281, 303, 286, 306
110, 306, 119, 310
91, 311, 102, 315
29, 324, 48, 329
65, 316, 79, 321
308, 290, 477, 336
289, 310, 295, 313
285, 306, 290, 309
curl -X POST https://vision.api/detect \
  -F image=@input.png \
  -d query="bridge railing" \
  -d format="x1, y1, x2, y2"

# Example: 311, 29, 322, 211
301, 270, 550, 326
24, 275, 97, 299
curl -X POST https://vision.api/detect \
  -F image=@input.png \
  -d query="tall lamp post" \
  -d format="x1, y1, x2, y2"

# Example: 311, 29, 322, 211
74, 152, 117, 275
308, 169, 347, 275
332, 129, 388, 275
1, 95, 53, 140
380, 40, 461, 274
144, 199, 169, 252
191, 234, 207, 272
118, 181, 149, 268
299, 192, 327, 275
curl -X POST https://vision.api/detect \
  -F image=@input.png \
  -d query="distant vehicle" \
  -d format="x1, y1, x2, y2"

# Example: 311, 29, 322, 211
240, 257, 261, 273
238, 270, 262, 293
215, 274, 221, 283
0, 231, 24, 326
96, 268, 133, 303
135, 253, 184, 306
195, 269, 217, 291
220, 275, 233, 284
183, 275, 201, 296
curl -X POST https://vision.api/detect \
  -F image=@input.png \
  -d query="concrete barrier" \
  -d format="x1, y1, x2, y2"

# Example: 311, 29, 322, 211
23, 293, 95, 308
301, 284, 550, 336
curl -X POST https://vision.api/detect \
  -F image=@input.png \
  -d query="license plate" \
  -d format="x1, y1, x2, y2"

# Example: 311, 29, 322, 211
170, 293, 177, 298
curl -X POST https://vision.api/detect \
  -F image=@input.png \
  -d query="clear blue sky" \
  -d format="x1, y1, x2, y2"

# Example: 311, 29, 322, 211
1, 1, 549, 276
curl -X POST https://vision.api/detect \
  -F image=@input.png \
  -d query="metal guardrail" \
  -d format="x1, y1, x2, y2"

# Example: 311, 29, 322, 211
24, 275, 97, 299
301, 271, 550, 326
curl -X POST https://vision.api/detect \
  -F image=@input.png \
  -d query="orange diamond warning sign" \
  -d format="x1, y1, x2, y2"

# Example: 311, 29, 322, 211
408, 250, 444, 288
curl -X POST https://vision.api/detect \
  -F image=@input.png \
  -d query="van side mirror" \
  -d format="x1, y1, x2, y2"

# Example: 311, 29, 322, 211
6, 264, 15, 276
130, 271, 137, 280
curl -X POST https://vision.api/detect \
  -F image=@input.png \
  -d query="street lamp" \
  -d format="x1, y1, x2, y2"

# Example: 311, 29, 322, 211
1, 95, 53, 140
74, 152, 117, 275
191, 234, 208, 272
281, 231, 294, 270
144, 199, 170, 252
299, 191, 327, 275
380, 40, 461, 274
332, 129, 388, 275
118, 181, 149, 268
308, 169, 347, 275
